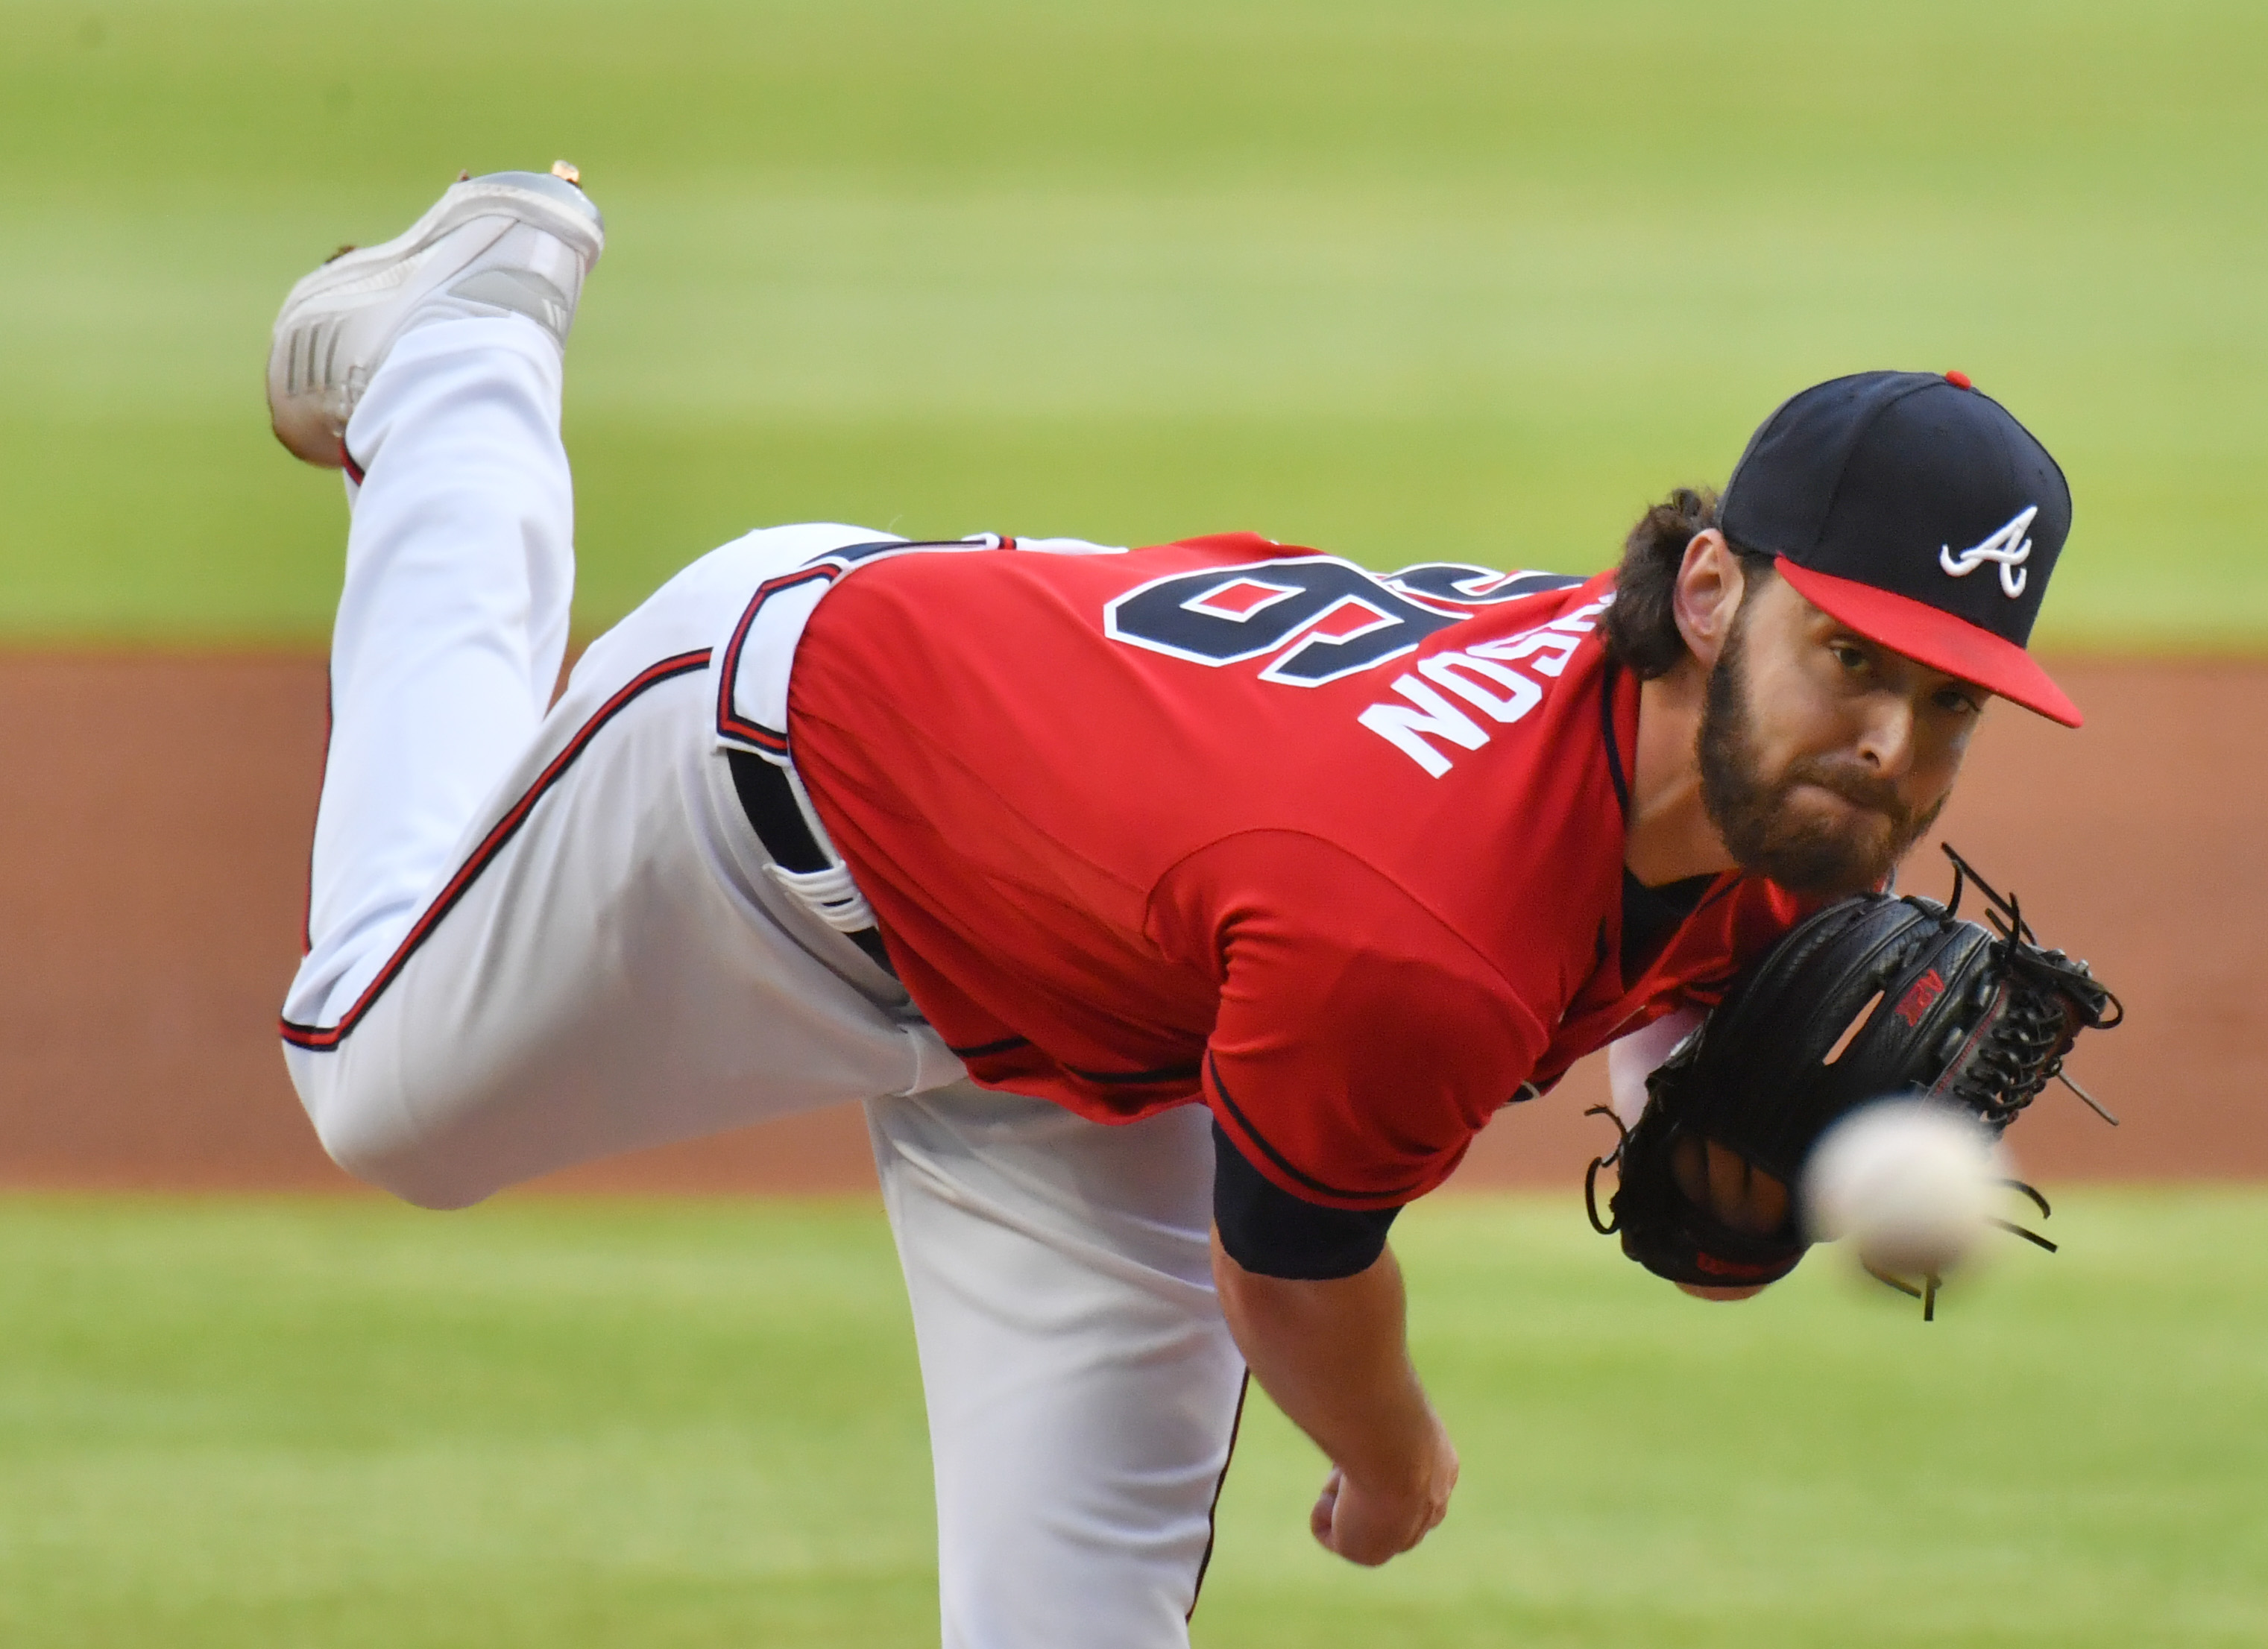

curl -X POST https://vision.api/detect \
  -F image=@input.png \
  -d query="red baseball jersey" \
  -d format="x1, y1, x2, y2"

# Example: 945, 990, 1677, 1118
783, 534, 1809, 1208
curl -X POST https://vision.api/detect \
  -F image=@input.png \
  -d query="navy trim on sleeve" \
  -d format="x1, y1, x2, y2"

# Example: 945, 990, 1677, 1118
1212, 1121, 1401, 1280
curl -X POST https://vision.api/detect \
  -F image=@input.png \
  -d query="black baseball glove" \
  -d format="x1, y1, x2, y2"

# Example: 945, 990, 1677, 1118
1587, 846, 2120, 1308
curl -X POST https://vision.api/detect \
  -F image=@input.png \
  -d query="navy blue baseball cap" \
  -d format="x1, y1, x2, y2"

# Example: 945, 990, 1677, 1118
1720, 370, 2080, 727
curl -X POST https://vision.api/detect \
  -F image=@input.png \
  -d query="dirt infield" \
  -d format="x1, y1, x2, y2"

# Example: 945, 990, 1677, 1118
0, 653, 2258, 1199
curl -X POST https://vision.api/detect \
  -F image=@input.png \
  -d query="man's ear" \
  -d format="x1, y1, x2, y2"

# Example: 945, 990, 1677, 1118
1672, 529, 1748, 669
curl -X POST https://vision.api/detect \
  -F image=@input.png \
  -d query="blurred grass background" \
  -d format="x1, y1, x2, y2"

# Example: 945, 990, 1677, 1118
1, 1191, 2261, 1648
0, 0, 2262, 646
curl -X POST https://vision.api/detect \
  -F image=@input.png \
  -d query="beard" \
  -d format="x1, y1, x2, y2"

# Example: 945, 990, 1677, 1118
1695, 612, 1945, 898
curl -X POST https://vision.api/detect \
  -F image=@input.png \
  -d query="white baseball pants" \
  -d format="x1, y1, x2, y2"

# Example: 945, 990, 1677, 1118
280, 315, 1247, 1645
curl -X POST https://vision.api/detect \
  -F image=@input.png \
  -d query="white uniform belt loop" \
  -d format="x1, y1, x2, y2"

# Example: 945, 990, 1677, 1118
763, 757, 879, 933
766, 857, 878, 934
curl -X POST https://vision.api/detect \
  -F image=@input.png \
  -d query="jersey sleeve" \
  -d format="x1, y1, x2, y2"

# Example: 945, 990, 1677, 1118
1211, 1120, 1402, 1278
1149, 831, 1551, 1210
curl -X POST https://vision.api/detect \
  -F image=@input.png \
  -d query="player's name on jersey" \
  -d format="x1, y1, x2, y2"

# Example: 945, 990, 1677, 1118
1357, 598, 1611, 777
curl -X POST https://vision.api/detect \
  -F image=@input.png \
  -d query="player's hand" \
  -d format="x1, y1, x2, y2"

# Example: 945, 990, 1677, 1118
1670, 1135, 1786, 1301
1309, 1419, 1459, 1566
1672, 1134, 1789, 1234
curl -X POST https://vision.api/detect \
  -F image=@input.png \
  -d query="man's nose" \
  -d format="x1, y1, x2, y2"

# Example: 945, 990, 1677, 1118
1854, 696, 1917, 779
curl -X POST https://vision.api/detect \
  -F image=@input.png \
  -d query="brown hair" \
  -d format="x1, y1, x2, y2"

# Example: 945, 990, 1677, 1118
1598, 486, 1774, 678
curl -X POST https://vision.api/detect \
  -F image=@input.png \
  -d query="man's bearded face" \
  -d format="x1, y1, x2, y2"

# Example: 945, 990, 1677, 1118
1696, 600, 1946, 897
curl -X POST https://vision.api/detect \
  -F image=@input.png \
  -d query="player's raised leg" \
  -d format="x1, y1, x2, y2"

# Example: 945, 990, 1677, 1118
273, 166, 605, 1028
265, 171, 960, 1206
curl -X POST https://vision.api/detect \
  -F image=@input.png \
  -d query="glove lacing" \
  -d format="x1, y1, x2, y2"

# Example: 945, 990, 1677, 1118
1939, 845, 2123, 1128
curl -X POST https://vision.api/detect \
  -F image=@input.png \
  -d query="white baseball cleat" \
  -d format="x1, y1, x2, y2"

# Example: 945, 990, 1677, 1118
267, 163, 605, 468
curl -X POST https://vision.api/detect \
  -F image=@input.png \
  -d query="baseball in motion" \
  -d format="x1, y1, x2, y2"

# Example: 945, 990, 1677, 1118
1801, 1100, 2008, 1278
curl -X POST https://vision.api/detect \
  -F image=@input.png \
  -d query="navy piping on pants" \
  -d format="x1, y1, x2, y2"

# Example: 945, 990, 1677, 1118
281, 648, 714, 1051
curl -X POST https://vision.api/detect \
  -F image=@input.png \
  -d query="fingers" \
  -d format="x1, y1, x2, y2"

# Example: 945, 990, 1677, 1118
1420, 1452, 1458, 1539
1674, 1135, 1791, 1236
1314, 1483, 1423, 1567
1313, 1466, 1404, 1566
1743, 1153, 1790, 1231
1678, 1279, 1770, 1302
1309, 1467, 1344, 1545
1671, 1132, 1711, 1208
1311, 1434, 1459, 1566
1705, 1136, 1748, 1226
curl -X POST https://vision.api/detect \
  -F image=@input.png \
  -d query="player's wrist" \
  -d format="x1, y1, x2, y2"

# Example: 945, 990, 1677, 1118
1335, 1402, 1449, 1496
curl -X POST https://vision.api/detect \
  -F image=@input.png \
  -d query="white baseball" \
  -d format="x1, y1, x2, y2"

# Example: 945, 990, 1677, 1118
1801, 1100, 2005, 1277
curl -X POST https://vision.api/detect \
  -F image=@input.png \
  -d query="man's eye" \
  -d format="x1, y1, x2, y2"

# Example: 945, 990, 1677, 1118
1935, 688, 1983, 716
1830, 643, 1868, 671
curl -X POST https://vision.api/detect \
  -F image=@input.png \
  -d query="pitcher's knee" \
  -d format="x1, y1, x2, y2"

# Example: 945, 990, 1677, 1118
321, 1106, 497, 1209
292, 1058, 498, 1210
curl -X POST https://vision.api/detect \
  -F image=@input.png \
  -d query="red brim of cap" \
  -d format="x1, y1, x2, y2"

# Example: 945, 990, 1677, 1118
1774, 558, 2082, 728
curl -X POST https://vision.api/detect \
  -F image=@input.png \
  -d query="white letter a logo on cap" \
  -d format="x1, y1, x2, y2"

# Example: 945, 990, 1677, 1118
1940, 505, 2038, 599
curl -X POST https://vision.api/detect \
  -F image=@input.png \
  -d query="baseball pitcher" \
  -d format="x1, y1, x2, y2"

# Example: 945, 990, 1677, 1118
262, 167, 2100, 1647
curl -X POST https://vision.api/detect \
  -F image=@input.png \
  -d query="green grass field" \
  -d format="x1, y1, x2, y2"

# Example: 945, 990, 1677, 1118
1, 0, 2263, 646
2, 1190, 2263, 1647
